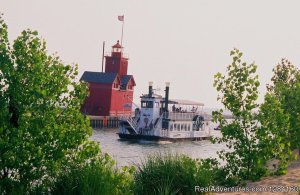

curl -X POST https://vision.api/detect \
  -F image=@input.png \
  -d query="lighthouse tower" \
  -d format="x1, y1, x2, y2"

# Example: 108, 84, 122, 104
105, 40, 128, 76
80, 41, 136, 116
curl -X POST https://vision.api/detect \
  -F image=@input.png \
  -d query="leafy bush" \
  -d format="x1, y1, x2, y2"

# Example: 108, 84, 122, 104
51, 153, 134, 195
132, 153, 219, 195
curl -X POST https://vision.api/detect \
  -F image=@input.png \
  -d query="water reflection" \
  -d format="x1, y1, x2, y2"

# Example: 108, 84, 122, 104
91, 128, 225, 167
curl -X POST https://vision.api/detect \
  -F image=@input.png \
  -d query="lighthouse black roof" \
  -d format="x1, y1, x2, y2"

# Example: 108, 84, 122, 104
80, 71, 135, 86
121, 75, 134, 85
80, 71, 117, 84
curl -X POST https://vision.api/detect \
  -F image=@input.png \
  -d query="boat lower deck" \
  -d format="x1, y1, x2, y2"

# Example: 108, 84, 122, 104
117, 133, 212, 142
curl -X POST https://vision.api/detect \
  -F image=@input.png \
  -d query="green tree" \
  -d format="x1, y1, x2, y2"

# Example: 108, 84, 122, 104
266, 58, 300, 153
257, 93, 292, 175
213, 48, 264, 182
0, 14, 100, 193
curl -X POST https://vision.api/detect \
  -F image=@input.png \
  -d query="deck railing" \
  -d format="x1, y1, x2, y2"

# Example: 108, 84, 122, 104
119, 113, 140, 130
162, 111, 199, 121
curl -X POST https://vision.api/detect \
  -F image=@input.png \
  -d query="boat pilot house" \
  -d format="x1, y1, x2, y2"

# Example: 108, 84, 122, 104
80, 41, 136, 117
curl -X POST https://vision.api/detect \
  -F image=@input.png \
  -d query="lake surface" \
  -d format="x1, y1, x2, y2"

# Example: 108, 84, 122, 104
91, 124, 226, 167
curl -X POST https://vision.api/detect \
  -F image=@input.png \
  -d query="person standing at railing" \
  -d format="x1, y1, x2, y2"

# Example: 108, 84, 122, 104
191, 106, 198, 113
191, 106, 195, 113
172, 104, 176, 112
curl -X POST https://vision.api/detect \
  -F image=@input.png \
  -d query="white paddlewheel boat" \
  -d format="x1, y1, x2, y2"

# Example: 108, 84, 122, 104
118, 82, 211, 141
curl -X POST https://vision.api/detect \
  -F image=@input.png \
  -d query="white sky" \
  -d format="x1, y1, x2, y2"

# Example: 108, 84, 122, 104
2, 0, 300, 108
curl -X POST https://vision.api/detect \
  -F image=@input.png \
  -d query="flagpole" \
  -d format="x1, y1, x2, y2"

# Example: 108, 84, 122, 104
101, 41, 105, 72
121, 15, 124, 47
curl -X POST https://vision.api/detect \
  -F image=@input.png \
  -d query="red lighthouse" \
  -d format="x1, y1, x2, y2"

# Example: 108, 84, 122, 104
80, 41, 136, 116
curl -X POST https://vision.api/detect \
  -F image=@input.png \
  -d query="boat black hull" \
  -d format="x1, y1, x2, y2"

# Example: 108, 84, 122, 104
117, 133, 211, 142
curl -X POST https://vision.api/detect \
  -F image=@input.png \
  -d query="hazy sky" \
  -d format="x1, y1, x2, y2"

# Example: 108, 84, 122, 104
1, 0, 300, 107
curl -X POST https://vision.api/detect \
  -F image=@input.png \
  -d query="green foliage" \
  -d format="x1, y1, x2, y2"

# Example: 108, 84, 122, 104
213, 48, 264, 182
266, 58, 300, 152
213, 167, 241, 187
198, 158, 223, 187
257, 93, 292, 175
0, 14, 100, 193
51, 154, 134, 195
132, 153, 219, 195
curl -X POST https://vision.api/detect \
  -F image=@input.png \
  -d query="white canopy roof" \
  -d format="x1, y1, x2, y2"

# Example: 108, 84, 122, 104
167, 99, 204, 106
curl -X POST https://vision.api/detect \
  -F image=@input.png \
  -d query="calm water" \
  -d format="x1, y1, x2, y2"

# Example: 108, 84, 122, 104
91, 123, 226, 167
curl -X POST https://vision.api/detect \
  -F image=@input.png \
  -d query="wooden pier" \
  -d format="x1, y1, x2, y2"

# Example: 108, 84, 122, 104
88, 115, 119, 129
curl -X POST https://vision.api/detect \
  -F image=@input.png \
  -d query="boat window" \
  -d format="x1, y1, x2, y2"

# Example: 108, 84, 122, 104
188, 124, 190, 131
170, 124, 173, 131
141, 101, 153, 108
174, 124, 177, 131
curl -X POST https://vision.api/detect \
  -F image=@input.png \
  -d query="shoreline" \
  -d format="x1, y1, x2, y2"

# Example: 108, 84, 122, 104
215, 158, 300, 195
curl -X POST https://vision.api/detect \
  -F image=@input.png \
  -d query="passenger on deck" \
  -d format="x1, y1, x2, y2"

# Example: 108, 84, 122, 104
172, 104, 176, 112
191, 106, 196, 113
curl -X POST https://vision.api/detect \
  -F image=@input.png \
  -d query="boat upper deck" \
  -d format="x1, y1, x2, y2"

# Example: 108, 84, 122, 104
162, 111, 201, 121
